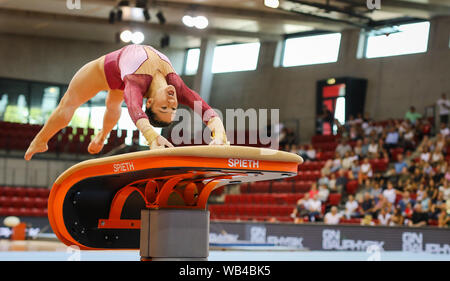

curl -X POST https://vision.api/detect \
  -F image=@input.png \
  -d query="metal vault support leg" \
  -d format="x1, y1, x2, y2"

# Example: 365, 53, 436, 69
140, 209, 210, 261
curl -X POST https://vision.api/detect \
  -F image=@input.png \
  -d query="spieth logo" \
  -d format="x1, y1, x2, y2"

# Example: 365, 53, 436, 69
402, 232, 450, 254
322, 229, 385, 251
249, 226, 304, 248
228, 158, 260, 169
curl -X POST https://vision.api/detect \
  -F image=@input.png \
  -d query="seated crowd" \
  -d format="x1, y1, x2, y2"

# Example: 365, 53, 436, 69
279, 112, 450, 228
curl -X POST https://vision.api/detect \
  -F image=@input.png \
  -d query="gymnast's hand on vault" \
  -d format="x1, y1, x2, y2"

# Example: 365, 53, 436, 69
150, 135, 174, 149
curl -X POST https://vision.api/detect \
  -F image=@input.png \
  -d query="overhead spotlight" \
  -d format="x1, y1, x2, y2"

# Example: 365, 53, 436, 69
109, 10, 116, 24
156, 10, 166, 25
194, 15, 208, 29
182, 15, 195, 27
160, 34, 170, 48
120, 30, 133, 43
143, 9, 151, 21
182, 15, 209, 29
117, 8, 123, 21
131, 31, 145, 44
264, 0, 279, 9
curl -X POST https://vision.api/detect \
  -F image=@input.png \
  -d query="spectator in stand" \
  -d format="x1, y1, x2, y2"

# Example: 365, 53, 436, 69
318, 171, 330, 188
430, 191, 446, 217
305, 144, 316, 161
354, 139, 363, 157
335, 168, 348, 194
358, 158, 373, 185
308, 183, 319, 199
297, 144, 307, 159
370, 181, 383, 199
361, 137, 370, 157
328, 173, 337, 193
394, 154, 408, 174
342, 151, 354, 171
384, 126, 400, 151
291, 195, 310, 224
397, 191, 415, 212
335, 139, 352, 158
431, 149, 444, 164
438, 207, 450, 228
403, 202, 414, 222
377, 207, 392, 226
405, 106, 422, 125
408, 203, 429, 227
420, 147, 431, 163
368, 139, 379, 159
344, 194, 359, 219
390, 208, 405, 226
439, 123, 450, 137
324, 206, 341, 225
436, 93, 450, 125
360, 192, 375, 217
402, 127, 416, 152
307, 194, 322, 222
318, 184, 330, 203
330, 153, 343, 173
383, 181, 397, 205
440, 180, 450, 202
420, 190, 431, 212
320, 159, 333, 176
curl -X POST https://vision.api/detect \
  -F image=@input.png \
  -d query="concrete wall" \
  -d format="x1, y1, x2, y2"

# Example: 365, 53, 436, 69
0, 33, 186, 84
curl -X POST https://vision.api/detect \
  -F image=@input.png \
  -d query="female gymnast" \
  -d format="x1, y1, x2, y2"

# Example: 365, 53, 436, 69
24, 44, 227, 160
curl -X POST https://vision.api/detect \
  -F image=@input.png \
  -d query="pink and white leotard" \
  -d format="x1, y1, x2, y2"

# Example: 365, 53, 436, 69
103, 44, 217, 125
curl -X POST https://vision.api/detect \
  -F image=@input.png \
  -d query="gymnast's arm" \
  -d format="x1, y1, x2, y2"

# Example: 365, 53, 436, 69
165, 73, 229, 145
123, 74, 173, 149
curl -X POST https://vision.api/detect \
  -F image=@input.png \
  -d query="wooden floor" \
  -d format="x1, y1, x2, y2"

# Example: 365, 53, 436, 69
0, 239, 67, 252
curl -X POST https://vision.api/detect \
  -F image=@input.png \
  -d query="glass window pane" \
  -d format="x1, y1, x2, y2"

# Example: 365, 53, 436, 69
185, 48, 200, 75
69, 103, 90, 128
282, 33, 341, 67
0, 79, 29, 123
212, 43, 260, 73
365, 21, 430, 58
30, 84, 60, 125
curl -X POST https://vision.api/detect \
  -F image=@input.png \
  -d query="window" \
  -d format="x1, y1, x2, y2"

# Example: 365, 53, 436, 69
29, 84, 60, 124
0, 79, 29, 123
184, 48, 200, 75
212, 42, 260, 73
365, 21, 430, 58
282, 33, 341, 67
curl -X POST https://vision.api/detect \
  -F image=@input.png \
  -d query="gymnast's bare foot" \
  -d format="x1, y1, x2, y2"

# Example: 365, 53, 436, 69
24, 140, 48, 161
88, 133, 106, 154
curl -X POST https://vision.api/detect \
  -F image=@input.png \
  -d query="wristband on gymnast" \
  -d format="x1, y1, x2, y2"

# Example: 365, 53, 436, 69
142, 128, 159, 146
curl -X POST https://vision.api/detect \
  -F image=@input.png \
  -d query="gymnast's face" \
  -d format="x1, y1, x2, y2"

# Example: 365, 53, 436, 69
147, 85, 178, 124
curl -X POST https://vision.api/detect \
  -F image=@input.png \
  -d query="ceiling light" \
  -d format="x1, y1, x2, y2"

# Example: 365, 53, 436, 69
194, 16, 208, 29
131, 31, 145, 44
120, 30, 133, 43
264, 0, 279, 9
182, 15, 195, 27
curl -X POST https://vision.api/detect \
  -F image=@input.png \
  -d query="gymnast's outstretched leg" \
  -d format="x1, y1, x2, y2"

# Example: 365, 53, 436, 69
25, 56, 110, 160
88, 89, 124, 154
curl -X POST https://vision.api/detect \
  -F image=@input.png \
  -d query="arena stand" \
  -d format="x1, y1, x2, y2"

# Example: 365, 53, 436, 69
209, 117, 449, 227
